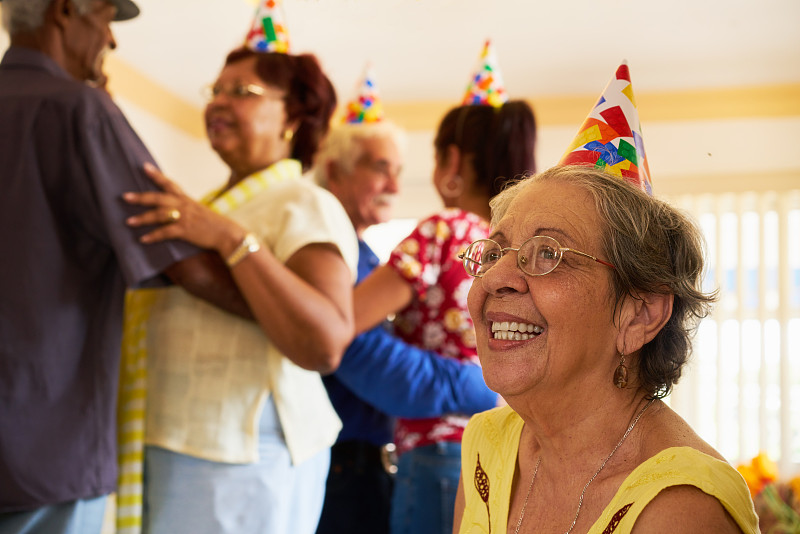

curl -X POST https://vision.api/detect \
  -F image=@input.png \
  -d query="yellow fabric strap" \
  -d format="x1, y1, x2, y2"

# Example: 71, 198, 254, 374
115, 159, 301, 534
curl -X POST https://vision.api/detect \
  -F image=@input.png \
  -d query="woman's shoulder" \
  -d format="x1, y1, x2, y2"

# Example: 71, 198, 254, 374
634, 445, 737, 478
639, 403, 726, 460
629, 482, 753, 533
242, 175, 348, 223
595, 404, 759, 533
268, 174, 334, 202
613, 446, 758, 534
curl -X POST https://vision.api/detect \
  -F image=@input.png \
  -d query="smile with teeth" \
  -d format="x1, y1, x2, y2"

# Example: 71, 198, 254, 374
491, 321, 543, 340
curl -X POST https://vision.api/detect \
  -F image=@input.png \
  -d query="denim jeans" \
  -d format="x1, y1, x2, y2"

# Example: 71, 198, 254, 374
389, 442, 462, 534
143, 395, 330, 534
0, 496, 107, 534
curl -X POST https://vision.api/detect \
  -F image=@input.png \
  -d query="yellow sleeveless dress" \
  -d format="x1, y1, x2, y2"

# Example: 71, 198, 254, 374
458, 406, 759, 534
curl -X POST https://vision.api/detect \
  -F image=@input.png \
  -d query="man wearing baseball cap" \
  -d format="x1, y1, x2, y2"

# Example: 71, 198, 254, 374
0, 1, 250, 532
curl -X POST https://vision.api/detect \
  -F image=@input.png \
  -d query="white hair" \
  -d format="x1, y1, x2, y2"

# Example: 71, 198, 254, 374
313, 120, 407, 188
2, 0, 95, 35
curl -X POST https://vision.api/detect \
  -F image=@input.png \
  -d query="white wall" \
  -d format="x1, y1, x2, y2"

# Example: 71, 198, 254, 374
114, 97, 228, 198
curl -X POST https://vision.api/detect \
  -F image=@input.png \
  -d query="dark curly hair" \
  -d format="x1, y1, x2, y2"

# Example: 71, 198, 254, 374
225, 48, 337, 171
489, 165, 718, 398
433, 100, 537, 198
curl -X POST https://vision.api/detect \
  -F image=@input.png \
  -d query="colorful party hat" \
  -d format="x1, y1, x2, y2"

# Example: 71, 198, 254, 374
244, 0, 290, 53
343, 65, 385, 124
461, 39, 508, 107
559, 61, 652, 194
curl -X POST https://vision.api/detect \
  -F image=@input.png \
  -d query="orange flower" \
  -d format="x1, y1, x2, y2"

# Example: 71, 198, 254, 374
752, 451, 779, 482
737, 452, 778, 497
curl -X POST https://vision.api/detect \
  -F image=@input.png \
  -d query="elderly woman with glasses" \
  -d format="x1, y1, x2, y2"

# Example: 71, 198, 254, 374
122, 47, 357, 534
452, 165, 759, 534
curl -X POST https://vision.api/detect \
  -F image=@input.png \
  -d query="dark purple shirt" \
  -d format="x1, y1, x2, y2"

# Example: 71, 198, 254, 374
0, 46, 199, 512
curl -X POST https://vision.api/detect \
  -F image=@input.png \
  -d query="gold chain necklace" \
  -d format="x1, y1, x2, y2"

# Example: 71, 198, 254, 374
513, 398, 655, 534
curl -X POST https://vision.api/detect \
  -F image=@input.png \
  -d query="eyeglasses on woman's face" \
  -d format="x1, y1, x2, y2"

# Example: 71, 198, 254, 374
201, 83, 273, 102
458, 235, 616, 278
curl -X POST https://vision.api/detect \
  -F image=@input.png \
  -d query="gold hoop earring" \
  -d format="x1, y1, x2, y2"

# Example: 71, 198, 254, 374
439, 175, 464, 199
614, 352, 628, 389
282, 129, 294, 142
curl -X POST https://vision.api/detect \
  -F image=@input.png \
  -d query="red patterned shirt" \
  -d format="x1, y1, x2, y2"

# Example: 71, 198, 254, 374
387, 208, 490, 455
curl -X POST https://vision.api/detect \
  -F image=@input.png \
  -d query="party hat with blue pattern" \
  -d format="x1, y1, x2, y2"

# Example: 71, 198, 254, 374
343, 64, 385, 124
461, 39, 508, 107
559, 61, 652, 194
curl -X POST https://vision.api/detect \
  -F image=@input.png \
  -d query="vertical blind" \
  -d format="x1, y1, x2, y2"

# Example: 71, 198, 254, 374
667, 189, 800, 477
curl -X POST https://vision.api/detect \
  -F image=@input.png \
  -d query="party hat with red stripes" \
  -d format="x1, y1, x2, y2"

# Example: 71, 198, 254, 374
244, 0, 290, 53
343, 64, 385, 124
461, 39, 508, 107
559, 61, 652, 194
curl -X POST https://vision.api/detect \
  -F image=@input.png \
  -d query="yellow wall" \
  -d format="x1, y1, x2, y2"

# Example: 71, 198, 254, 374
105, 53, 800, 133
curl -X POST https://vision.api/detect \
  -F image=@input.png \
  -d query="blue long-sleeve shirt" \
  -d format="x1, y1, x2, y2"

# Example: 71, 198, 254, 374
322, 240, 498, 446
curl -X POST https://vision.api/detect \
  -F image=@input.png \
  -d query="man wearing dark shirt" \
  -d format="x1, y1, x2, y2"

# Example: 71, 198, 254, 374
313, 121, 498, 534
0, 1, 247, 532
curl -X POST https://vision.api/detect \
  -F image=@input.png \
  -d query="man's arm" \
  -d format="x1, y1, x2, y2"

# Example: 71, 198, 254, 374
333, 324, 498, 418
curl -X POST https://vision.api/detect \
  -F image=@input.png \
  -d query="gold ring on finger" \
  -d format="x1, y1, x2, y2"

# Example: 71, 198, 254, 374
167, 209, 181, 223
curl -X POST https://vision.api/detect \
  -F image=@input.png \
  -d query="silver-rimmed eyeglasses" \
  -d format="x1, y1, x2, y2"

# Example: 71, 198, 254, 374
201, 83, 270, 101
458, 235, 616, 278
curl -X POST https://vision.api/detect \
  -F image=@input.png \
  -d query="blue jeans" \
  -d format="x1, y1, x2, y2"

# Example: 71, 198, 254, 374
143, 395, 330, 534
0, 496, 107, 534
390, 442, 461, 534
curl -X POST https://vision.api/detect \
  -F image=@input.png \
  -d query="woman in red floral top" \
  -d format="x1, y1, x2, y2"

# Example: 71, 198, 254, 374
354, 101, 537, 534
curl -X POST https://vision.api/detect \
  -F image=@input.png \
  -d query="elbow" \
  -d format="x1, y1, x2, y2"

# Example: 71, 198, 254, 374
285, 348, 340, 375
315, 356, 340, 376
296, 334, 350, 375
314, 325, 353, 375
287, 315, 352, 374
314, 338, 348, 375
318, 315, 354, 374
299, 347, 341, 375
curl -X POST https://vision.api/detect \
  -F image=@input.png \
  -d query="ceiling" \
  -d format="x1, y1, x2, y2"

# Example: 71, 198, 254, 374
109, 0, 800, 110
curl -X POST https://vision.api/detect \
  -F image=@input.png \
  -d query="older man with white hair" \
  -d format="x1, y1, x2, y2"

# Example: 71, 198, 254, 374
313, 121, 498, 534
0, 1, 249, 532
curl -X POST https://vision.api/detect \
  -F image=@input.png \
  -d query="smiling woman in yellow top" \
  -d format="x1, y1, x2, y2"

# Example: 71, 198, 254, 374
452, 165, 759, 534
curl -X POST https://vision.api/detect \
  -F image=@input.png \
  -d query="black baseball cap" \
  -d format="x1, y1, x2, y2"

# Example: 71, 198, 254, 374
0, 0, 140, 22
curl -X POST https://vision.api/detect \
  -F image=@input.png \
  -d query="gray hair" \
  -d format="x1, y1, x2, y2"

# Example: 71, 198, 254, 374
490, 165, 717, 398
313, 120, 407, 189
2, 0, 94, 34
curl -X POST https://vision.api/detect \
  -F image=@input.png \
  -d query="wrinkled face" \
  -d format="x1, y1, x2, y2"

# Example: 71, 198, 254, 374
329, 136, 402, 235
204, 56, 290, 173
63, 0, 117, 83
467, 179, 617, 398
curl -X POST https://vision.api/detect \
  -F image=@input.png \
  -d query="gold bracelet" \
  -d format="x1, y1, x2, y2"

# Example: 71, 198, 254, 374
225, 232, 260, 268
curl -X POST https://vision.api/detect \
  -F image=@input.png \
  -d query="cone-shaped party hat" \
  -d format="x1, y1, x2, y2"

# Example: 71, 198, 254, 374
244, 0, 290, 53
559, 61, 652, 194
461, 39, 508, 107
343, 65, 385, 124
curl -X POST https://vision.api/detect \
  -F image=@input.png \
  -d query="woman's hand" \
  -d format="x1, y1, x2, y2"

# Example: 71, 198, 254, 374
124, 163, 246, 257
